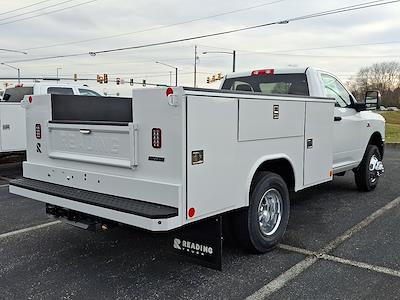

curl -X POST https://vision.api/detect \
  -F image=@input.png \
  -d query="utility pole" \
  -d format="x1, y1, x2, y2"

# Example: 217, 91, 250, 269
194, 45, 198, 87
232, 50, 236, 73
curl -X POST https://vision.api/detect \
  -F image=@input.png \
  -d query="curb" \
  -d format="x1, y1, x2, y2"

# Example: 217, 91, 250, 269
386, 143, 400, 149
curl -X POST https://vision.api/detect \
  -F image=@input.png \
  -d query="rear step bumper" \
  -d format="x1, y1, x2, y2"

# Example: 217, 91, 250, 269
10, 178, 181, 231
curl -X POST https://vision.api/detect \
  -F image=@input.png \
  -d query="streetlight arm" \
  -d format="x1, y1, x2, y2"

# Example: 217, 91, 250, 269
1, 62, 19, 71
155, 61, 177, 69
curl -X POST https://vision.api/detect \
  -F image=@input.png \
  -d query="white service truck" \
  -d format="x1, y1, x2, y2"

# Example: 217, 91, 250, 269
10, 67, 385, 268
0, 83, 101, 155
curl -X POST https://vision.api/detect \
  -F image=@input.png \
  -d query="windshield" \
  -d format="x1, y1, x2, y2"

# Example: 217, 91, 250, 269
221, 74, 309, 96
78, 88, 101, 96
2, 87, 34, 102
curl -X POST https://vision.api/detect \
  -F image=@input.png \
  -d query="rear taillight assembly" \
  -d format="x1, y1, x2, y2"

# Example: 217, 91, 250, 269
152, 128, 162, 148
35, 124, 41, 139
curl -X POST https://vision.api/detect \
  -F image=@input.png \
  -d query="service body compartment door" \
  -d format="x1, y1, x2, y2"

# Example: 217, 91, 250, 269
186, 96, 239, 220
0, 103, 26, 152
303, 101, 334, 186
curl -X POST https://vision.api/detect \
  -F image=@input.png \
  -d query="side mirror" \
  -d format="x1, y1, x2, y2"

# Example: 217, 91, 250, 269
364, 90, 381, 110
2, 94, 10, 101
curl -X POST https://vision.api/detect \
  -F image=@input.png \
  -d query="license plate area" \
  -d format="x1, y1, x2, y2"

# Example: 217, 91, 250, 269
47, 122, 138, 168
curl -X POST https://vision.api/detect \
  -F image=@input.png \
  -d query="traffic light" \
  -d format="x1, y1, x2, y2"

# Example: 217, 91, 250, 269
74, 74, 78, 82
212, 75, 216, 82
103, 73, 108, 84
142, 79, 146, 87
116, 77, 121, 85
96, 75, 103, 84
217, 73, 223, 80
207, 77, 210, 84
130, 79, 134, 86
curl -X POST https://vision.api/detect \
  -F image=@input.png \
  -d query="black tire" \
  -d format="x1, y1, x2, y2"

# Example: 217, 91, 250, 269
354, 145, 381, 191
233, 172, 290, 253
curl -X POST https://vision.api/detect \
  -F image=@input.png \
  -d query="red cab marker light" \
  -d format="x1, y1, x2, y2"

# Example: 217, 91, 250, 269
188, 207, 195, 218
251, 69, 274, 76
166, 87, 174, 96
28, 96, 33, 103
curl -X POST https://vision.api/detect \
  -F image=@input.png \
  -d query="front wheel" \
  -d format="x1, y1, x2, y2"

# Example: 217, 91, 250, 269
233, 172, 290, 253
354, 145, 384, 191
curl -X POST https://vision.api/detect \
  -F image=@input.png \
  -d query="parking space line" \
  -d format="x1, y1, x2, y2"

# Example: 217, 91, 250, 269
247, 196, 400, 299
0, 183, 9, 188
0, 221, 61, 240
246, 256, 318, 300
321, 254, 400, 278
279, 244, 400, 278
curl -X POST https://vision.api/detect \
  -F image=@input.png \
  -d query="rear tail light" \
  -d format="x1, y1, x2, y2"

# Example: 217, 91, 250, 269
251, 69, 274, 76
35, 124, 41, 139
152, 128, 162, 148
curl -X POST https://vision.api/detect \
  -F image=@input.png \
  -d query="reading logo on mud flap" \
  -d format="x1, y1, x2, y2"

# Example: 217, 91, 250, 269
173, 238, 213, 256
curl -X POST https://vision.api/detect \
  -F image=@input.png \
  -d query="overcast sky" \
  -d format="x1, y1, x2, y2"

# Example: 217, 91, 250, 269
1, 0, 399, 96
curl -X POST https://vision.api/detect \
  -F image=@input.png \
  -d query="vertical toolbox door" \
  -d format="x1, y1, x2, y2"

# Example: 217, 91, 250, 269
303, 101, 334, 186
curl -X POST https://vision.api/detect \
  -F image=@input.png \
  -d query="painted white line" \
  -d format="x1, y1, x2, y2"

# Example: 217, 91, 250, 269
280, 244, 400, 279
321, 254, 400, 278
247, 196, 400, 299
0, 220, 61, 240
0, 183, 9, 188
321, 196, 400, 253
246, 256, 318, 300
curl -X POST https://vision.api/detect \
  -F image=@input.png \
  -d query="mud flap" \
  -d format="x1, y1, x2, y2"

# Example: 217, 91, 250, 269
171, 216, 223, 270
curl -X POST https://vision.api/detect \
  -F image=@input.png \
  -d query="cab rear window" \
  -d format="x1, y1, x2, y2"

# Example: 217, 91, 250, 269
221, 74, 309, 96
2, 87, 34, 102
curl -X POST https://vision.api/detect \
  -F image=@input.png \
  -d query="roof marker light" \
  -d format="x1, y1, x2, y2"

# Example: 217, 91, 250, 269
28, 96, 32, 103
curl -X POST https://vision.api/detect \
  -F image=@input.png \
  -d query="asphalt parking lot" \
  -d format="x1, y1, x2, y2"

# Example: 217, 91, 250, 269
0, 148, 399, 299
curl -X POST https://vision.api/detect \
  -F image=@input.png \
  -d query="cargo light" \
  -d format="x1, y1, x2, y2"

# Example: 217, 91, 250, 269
251, 69, 274, 76
152, 128, 162, 148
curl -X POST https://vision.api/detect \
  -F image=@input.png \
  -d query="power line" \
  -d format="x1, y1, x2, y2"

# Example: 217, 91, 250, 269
0, 48, 28, 55
0, 0, 100, 26
4, 0, 400, 64
0, 0, 54, 16
90, 0, 400, 55
0, 0, 76, 22
23, 0, 286, 51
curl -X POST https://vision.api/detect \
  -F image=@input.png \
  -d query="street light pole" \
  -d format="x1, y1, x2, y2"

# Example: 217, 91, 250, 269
202, 50, 237, 73
56, 67, 62, 80
1, 62, 20, 84
155, 61, 178, 86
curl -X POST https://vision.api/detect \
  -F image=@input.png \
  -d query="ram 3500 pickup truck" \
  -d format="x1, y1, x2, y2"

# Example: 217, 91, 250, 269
9, 67, 385, 269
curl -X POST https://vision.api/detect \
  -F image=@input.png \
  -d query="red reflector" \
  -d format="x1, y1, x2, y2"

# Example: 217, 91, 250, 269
152, 128, 162, 148
166, 87, 174, 96
28, 96, 33, 103
188, 207, 195, 218
35, 124, 41, 139
251, 69, 274, 76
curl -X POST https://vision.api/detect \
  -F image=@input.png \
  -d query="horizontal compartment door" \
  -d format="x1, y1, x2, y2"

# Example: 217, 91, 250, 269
47, 122, 137, 168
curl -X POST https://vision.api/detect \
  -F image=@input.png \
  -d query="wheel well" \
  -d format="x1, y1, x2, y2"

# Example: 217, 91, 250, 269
251, 158, 295, 192
368, 132, 384, 158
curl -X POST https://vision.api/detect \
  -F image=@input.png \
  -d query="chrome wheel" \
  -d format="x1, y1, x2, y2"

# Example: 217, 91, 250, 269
369, 154, 384, 183
258, 188, 282, 236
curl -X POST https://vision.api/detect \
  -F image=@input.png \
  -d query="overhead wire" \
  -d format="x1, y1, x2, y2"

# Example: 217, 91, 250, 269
3, 0, 400, 64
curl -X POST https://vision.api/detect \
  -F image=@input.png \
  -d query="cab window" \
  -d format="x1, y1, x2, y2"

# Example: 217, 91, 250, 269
47, 87, 74, 95
78, 88, 101, 96
321, 74, 351, 107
